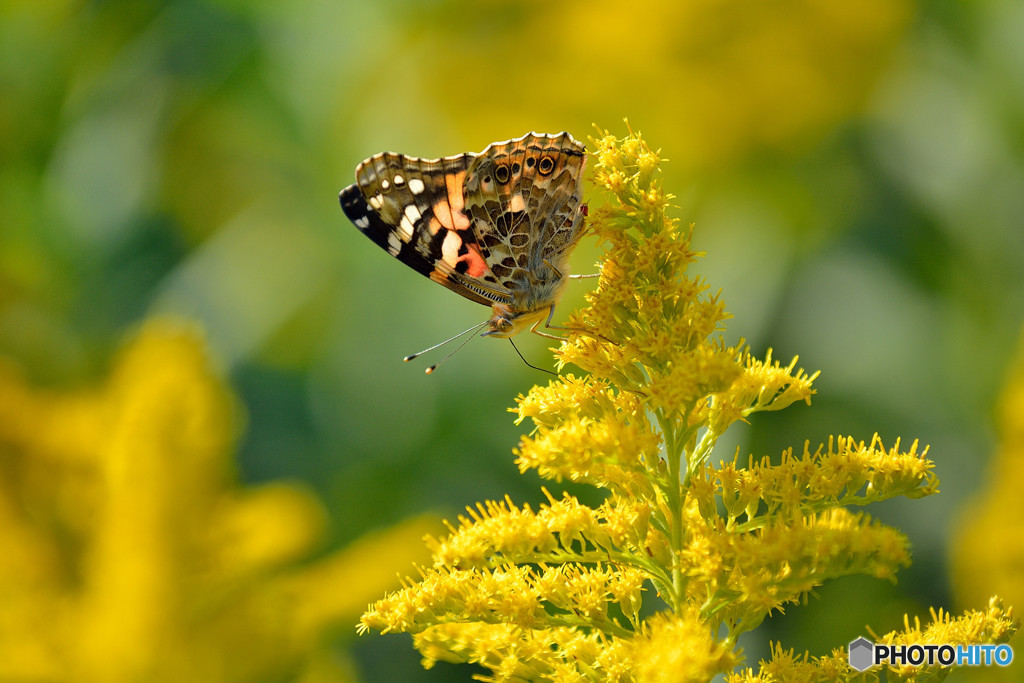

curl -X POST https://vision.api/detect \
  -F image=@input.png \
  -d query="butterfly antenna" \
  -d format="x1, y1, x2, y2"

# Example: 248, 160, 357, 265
403, 320, 489, 374
509, 339, 558, 376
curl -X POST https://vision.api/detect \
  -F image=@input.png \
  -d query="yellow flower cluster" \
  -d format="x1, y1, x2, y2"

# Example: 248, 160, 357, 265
726, 643, 855, 683
0, 319, 438, 682
398, 609, 735, 683
361, 561, 648, 637
561, 130, 740, 414
514, 379, 661, 494
359, 128, 1015, 681
682, 503, 913, 627
728, 597, 1018, 682
701, 434, 938, 527
425, 491, 652, 571
701, 349, 818, 438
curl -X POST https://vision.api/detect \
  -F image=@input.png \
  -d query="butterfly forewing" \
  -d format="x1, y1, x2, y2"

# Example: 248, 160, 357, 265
339, 156, 438, 280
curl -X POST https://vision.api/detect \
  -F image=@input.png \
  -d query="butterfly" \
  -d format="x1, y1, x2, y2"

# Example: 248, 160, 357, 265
339, 132, 588, 353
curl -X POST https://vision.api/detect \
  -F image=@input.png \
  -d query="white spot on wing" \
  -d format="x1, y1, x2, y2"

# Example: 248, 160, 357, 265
398, 203, 421, 241
393, 174, 405, 185
510, 193, 525, 212
387, 231, 401, 255
381, 179, 390, 190
441, 229, 462, 265
354, 216, 370, 229
368, 194, 384, 210
409, 178, 425, 195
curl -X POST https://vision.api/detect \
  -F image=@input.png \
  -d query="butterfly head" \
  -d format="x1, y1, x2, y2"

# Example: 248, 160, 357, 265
483, 303, 551, 338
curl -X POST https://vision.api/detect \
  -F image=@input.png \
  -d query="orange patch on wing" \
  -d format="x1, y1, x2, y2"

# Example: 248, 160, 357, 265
462, 243, 487, 278
440, 230, 488, 279
432, 201, 454, 231
443, 171, 471, 230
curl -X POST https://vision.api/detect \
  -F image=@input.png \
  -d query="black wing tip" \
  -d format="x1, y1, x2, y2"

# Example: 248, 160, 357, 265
337, 184, 358, 208
340, 184, 376, 234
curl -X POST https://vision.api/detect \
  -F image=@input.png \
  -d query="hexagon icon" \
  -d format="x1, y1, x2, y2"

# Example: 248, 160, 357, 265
848, 637, 875, 672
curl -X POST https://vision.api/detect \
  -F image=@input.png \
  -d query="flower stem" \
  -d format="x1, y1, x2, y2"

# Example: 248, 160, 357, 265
656, 409, 687, 613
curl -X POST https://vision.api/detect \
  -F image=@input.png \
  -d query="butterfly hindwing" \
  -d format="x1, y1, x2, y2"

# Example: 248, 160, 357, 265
462, 133, 587, 287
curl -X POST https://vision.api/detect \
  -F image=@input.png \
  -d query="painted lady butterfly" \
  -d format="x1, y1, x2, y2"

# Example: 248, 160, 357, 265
339, 132, 587, 346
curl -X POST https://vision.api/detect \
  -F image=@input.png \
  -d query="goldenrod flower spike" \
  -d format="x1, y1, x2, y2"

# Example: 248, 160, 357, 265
360, 126, 1017, 682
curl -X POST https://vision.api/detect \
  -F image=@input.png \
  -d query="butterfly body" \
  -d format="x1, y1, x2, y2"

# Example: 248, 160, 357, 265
339, 132, 587, 339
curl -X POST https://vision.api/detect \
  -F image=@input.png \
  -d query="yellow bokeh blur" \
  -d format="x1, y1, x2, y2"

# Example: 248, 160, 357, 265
0, 319, 439, 682
953, 330, 1024, 627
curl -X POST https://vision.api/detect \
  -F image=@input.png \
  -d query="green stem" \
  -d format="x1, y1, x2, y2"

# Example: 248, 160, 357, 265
656, 409, 686, 613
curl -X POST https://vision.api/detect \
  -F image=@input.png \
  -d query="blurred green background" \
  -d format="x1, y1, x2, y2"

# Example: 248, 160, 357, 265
2, 0, 1023, 680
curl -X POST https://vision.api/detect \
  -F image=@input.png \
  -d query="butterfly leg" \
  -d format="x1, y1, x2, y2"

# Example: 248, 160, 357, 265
535, 305, 619, 346
529, 305, 569, 341
543, 259, 599, 281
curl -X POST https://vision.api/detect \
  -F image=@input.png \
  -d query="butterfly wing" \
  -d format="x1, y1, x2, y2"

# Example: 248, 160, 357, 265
340, 151, 512, 307
339, 132, 587, 313
461, 132, 587, 290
